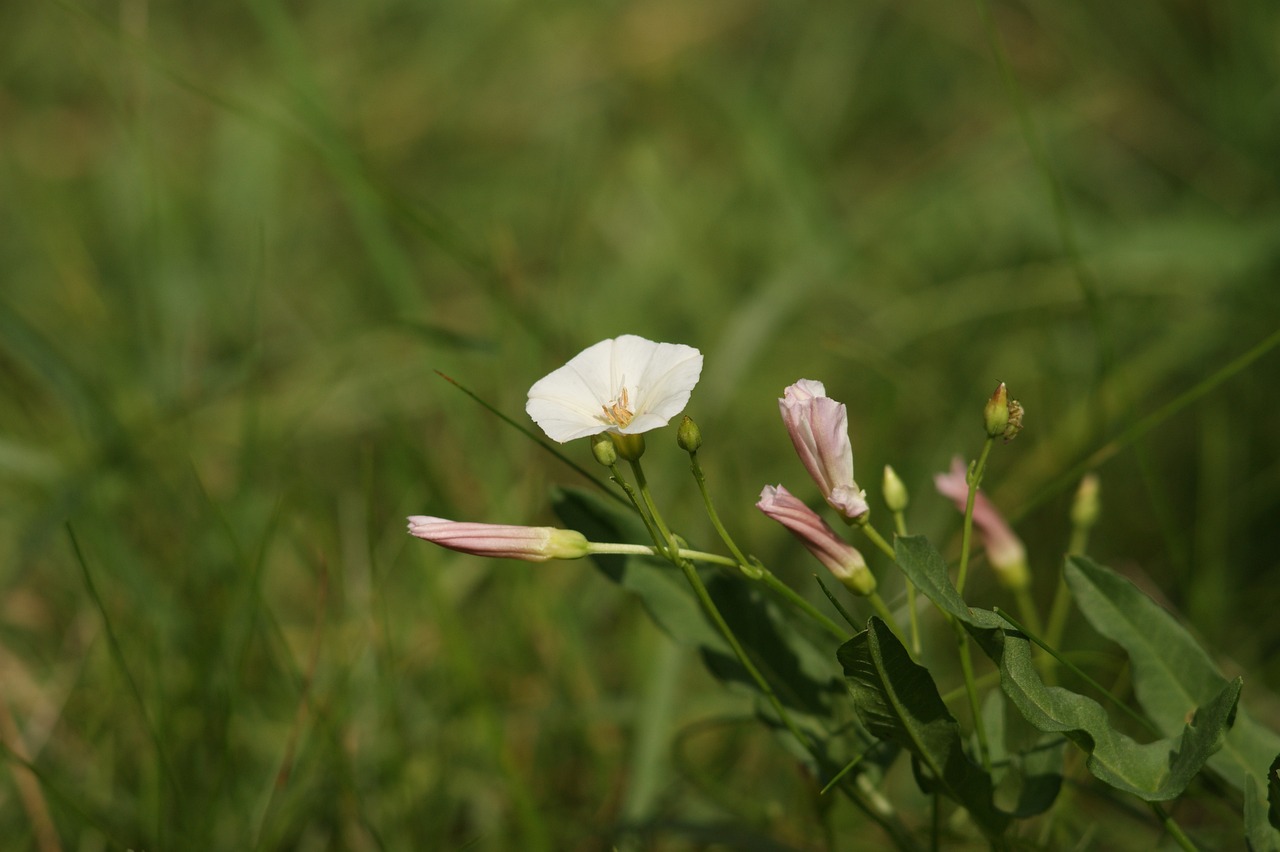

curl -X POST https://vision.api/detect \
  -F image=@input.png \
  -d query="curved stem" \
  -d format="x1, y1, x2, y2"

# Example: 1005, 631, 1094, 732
687, 450, 751, 566
859, 522, 897, 560
685, 450, 847, 639
609, 463, 663, 551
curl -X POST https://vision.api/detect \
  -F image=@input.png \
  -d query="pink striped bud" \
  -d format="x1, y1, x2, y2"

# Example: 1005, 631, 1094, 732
757, 485, 875, 595
407, 516, 590, 562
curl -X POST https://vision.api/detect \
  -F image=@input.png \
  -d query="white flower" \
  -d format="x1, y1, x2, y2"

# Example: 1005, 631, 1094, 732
526, 335, 704, 443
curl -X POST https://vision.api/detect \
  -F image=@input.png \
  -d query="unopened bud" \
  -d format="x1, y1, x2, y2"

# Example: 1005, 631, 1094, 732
984, 383, 1010, 438
609, 432, 646, 462
1070, 473, 1100, 530
590, 433, 617, 467
882, 465, 909, 513
677, 415, 703, 452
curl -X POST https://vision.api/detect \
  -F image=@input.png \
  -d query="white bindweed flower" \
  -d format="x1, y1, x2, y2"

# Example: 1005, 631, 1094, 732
526, 335, 704, 443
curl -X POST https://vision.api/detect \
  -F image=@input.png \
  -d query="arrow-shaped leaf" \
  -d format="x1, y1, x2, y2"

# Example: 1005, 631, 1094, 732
839, 617, 1010, 838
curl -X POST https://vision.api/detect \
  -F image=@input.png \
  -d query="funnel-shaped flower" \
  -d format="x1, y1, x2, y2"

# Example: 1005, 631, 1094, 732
407, 516, 590, 562
778, 380, 869, 520
526, 335, 704, 443
757, 485, 875, 595
933, 457, 1029, 589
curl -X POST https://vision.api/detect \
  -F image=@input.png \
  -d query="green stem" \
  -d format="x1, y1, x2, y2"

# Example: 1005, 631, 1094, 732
686, 450, 847, 640
609, 463, 663, 552
1014, 586, 1043, 638
859, 521, 897, 560
627, 458, 816, 756
892, 510, 922, 658
688, 450, 751, 566
676, 560, 816, 754
623, 465, 918, 851
1045, 524, 1091, 656
1150, 802, 1200, 852
956, 438, 995, 595
758, 571, 849, 640
954, 620, 992, 771
868, 593, 906, 647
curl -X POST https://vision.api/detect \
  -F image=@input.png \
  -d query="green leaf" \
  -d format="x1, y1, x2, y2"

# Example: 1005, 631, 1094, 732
1246, 773, 1280, 852
551, 486, 879, 774
1065, 556, 1280, 797
893, 535, 1004, 631
1271, 753, 1280, 830
839, 617, 1010, 838
896, 534, 1063, 815
980, 626, 1240, 802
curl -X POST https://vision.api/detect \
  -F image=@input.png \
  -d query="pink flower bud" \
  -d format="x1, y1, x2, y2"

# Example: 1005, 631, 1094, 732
757, 485, 875, 595
407, 516, 590, 562
778, 380, 869, 521
933, 457, 1029, 589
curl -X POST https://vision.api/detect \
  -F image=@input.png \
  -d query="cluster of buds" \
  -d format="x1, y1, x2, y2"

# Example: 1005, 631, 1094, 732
407, 335, 1034, 610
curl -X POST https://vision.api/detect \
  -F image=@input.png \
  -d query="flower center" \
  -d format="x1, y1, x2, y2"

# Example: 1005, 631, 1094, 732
600, 387, 635, 428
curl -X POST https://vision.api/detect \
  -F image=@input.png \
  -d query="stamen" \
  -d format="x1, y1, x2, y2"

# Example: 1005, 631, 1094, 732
600, 387, 635, 427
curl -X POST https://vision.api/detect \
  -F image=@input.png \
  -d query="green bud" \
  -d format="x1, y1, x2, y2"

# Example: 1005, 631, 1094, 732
677, 415, 702, 452
984, 382, 1010, 438
882, 465, 909, 513
609, 432, 646, 462
1070, 473, 1100, 530
590, 433, 617, 467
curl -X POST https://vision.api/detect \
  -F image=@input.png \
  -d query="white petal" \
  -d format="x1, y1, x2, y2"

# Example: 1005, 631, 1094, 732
526, 335, 703, 443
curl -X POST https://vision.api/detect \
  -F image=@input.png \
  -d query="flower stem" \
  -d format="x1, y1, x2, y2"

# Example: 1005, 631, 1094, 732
609, 463, 664, 553
1045, 518, 1093, 663
859, 521, 897, 560
625, 459, 820, 767
686, 450, 848, 640
1150, 802, 1200, 852
953, 619, 992, 771
956, 438, 995, 596
892, 509, 922, 656
687, 450, 750, 565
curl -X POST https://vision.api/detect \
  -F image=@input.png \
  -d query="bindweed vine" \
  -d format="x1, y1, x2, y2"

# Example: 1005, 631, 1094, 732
409, 334, 1280, 851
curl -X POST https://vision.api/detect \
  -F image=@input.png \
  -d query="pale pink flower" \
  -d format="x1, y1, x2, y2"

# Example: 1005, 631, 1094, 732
933, 456, 1029, 589
407, 516, 590, 562
757, 485, 875, 595
778, 380, 869, 520
526, 335, 703, 443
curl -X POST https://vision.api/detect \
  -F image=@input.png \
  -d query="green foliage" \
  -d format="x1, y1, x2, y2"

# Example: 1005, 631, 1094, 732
1067, 556, 1280, 845
838, 618, 1009, 839
3, 0, 1280, 846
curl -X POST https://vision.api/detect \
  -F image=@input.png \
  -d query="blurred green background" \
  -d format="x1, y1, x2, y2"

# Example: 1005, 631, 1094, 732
2, 0, 1279, 848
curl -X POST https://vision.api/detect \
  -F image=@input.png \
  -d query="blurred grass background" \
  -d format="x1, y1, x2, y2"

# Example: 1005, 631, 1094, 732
2, 0, 1279, 848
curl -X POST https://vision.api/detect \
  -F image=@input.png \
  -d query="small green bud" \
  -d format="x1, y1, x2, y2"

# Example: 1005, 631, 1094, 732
1070, 473, 1100, 530
984, 382, 1010, 438
590, 433, 617, 467
882, 465, 909, 513
609, 432, 646, 462
676, 415, 702, 452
